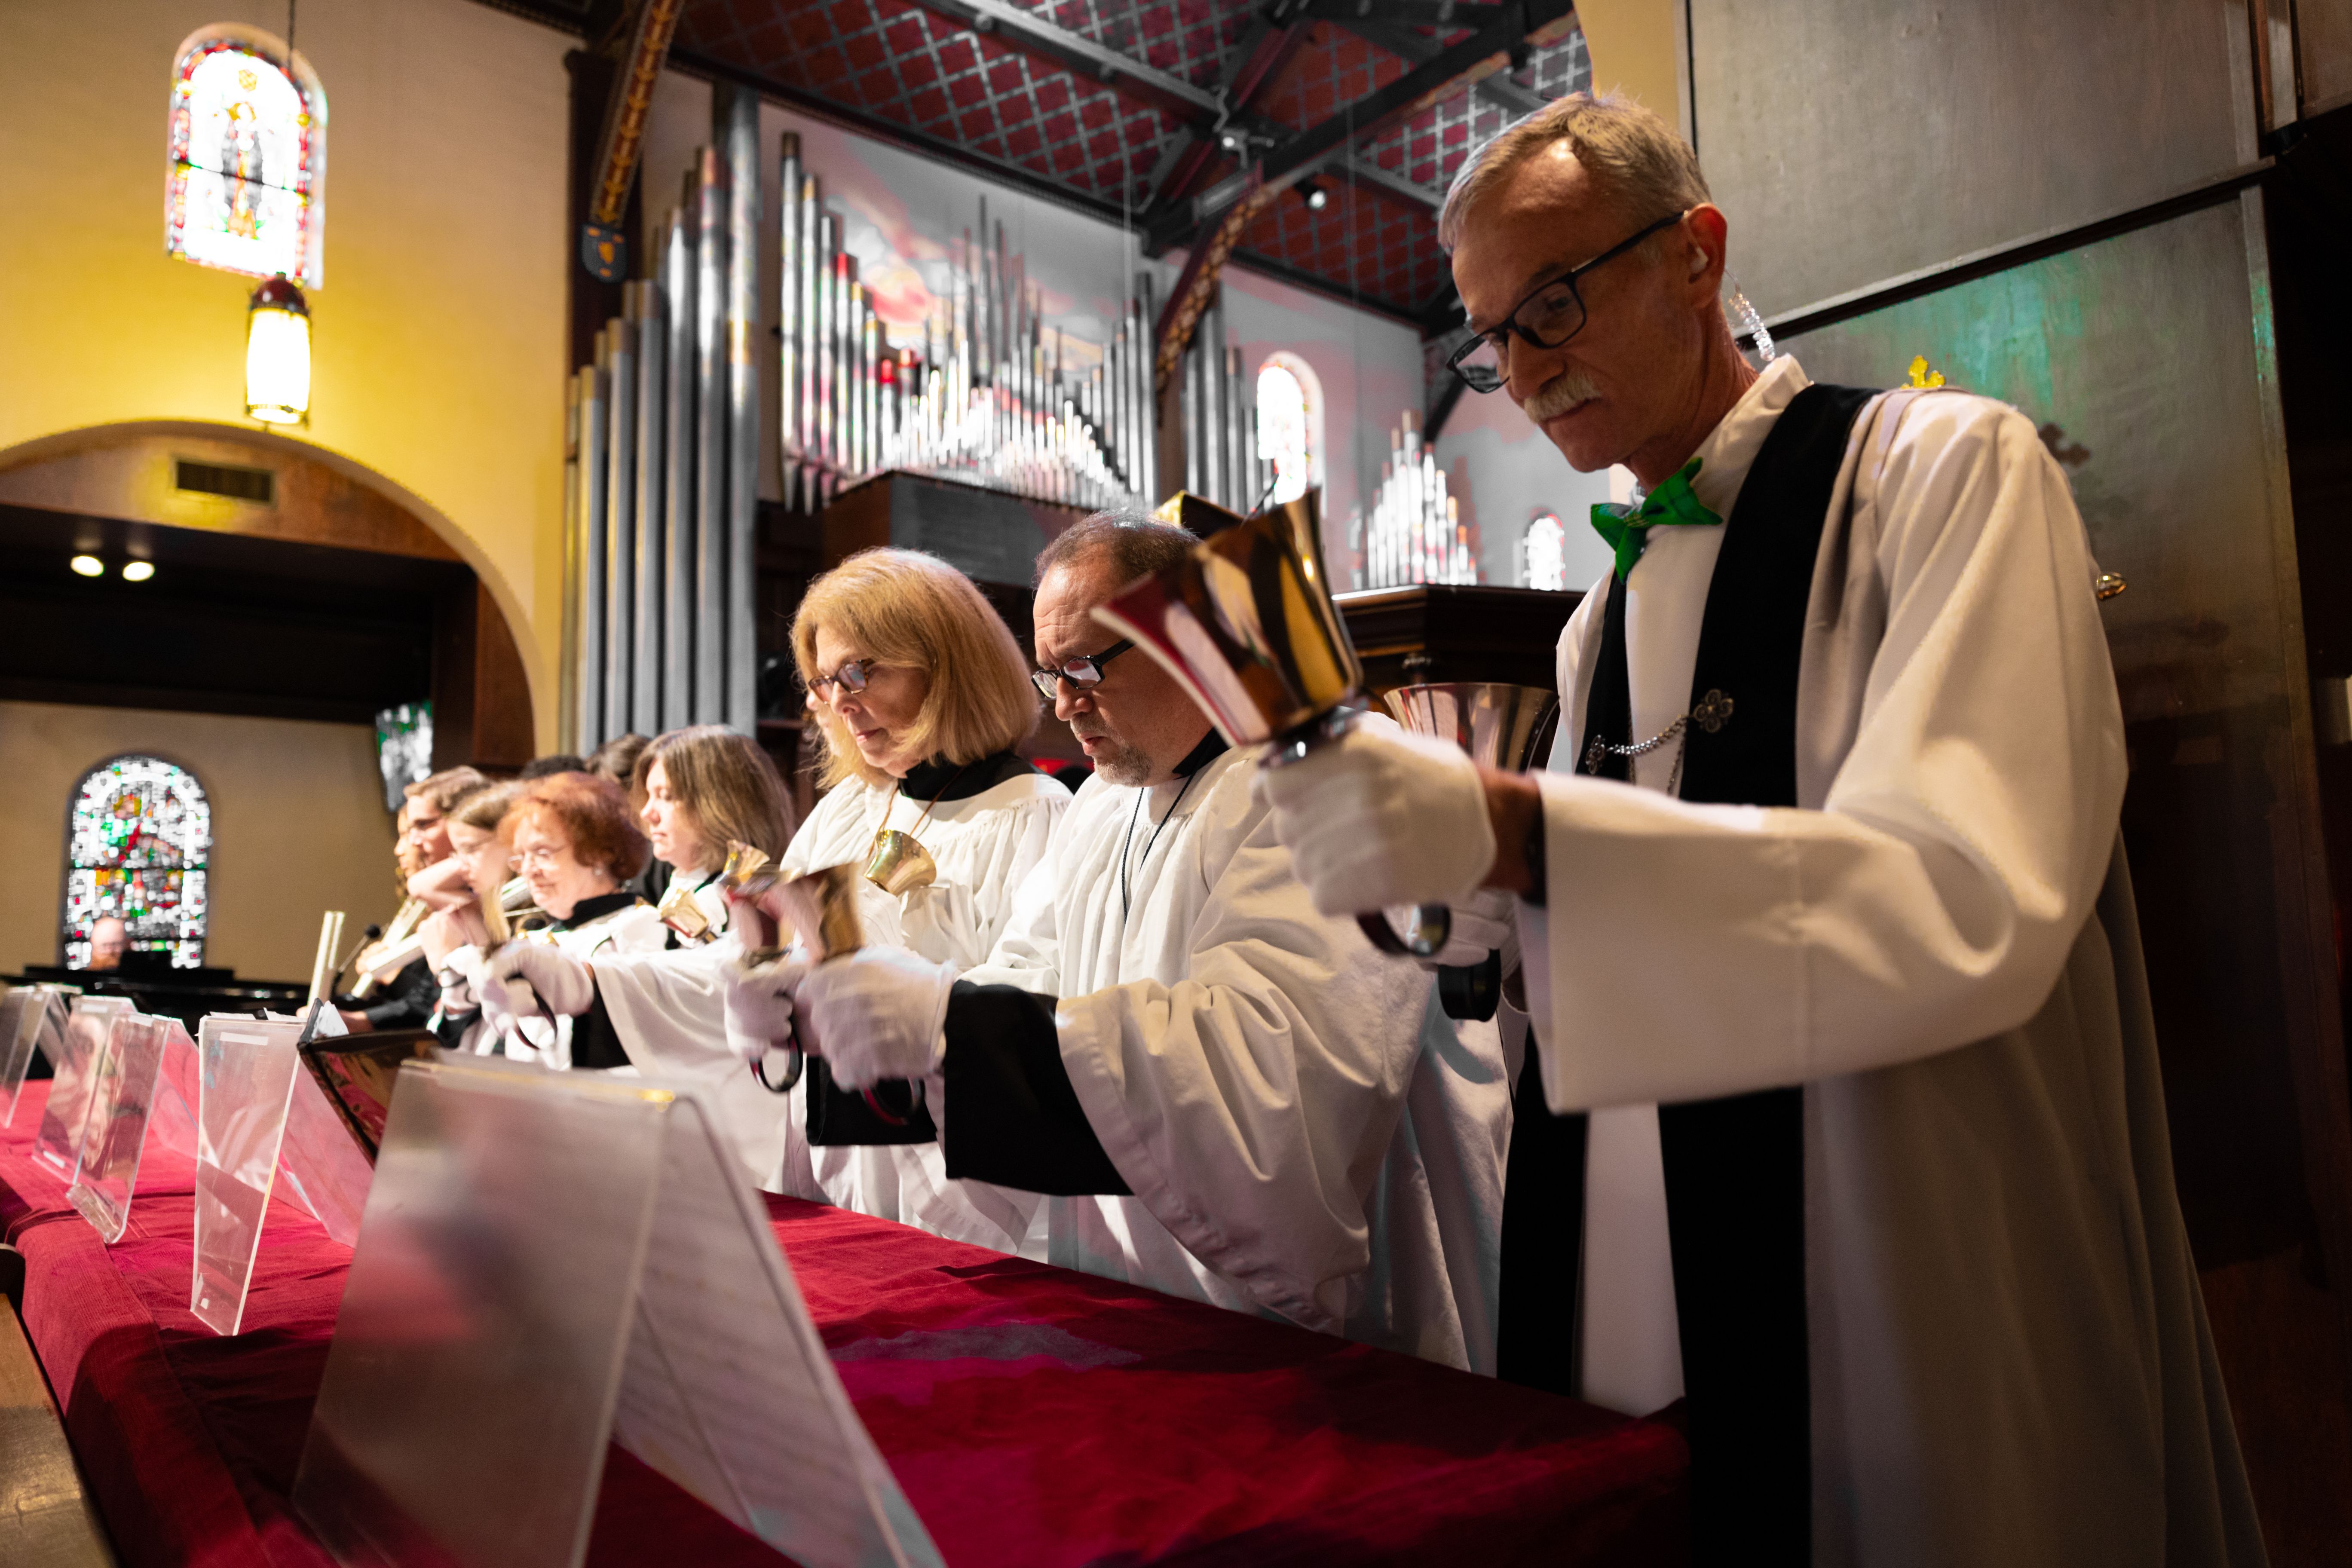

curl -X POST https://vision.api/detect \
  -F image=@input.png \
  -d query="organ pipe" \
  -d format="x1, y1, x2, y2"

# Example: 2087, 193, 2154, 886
1173, 291, 1265, 515
723, 86, 760, 734
776, 161, 1170, 511
1352, 409, 1476, 589
565, 122, 760, 751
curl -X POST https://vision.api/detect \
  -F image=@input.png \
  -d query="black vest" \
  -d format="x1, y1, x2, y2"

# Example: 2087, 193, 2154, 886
1496, 383, 1876, 1563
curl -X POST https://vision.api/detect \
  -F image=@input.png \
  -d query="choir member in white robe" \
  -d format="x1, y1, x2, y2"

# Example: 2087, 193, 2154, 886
758, 516, 1507, 1370
521, 726, 800, 1191
515, 558, 1066, 1230
486, 772, 666, 1069
1258, 94, 2263, 1566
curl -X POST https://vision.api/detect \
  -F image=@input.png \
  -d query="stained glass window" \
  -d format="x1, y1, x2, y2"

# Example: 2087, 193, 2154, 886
63, 757, 212, 971
166, 29, 325, 287
1256, 356, 1321, 506
1521, 512, 1568, 591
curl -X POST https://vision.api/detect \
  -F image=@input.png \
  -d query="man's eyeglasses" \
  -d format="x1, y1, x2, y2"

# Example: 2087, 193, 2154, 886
1032, 638, 1135, 699
805, 658, 879, 699
1446, 209, 1689, 394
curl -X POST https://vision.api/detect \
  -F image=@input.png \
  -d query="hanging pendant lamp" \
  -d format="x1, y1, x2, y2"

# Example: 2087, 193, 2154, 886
245, 274, 311, 426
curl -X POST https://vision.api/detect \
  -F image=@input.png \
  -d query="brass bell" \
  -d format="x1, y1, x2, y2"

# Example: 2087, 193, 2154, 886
863, 828, 938, 895
654, 878, 712, 942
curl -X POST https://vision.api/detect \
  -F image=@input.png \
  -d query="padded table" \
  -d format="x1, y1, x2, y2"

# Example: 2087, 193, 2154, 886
0, 1081, 1686, 1567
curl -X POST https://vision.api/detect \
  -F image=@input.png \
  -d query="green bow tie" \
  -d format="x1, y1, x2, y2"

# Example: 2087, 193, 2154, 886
1589, 457, 1722, 581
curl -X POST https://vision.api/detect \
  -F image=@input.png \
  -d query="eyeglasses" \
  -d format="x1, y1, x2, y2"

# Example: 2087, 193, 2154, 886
508, 845, 567, 872
1446, 209, 1689, 394
805, 658, 879, 699
1031, 638, 1135, 699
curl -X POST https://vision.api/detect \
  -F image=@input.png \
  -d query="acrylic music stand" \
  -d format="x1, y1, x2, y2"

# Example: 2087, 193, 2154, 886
0, 983, 68, 1127
32, 997, 139, 1179
191, 1015, 307, 1335
292, 1056, 942, 1568
67, 1014, 187, 1243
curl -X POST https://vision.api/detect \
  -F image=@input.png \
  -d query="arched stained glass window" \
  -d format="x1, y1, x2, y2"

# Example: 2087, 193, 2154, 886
1256, 354, 1322, 506
64, 757, 212, 971
1520, 511, 1568, 591
166, 27, 326, 287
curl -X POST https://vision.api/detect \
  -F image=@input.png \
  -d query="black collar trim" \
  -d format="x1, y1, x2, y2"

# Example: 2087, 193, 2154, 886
554, 891, 641, 931
1171, 729, 1229, 779
901, 750, 1036, 801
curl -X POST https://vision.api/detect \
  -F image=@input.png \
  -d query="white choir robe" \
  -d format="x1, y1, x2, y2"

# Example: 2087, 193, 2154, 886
1517, 355, 2263, 1564
508, 899, 668, 1070
596, 771, 1069, 1233
962, 744, 1510, 1370
780, 769, 1069, 1250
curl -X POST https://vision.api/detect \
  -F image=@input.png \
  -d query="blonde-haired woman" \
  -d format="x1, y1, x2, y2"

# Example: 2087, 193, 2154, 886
768, 548, 1070, 1250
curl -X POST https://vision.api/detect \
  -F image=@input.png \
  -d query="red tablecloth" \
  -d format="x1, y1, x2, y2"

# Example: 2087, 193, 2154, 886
0, 1081, 1685, 1567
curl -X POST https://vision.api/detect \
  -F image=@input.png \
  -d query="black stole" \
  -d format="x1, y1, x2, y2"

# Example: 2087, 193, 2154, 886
1497, 383, 1875, 1562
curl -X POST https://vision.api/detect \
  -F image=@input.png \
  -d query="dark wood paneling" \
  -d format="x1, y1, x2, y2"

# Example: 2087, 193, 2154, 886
1336, 584, 1581, 697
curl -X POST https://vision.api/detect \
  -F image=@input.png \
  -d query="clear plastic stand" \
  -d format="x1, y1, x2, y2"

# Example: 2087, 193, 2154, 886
33, 998, 138, 1178
192, 1016, 306, 1335
67, 1015, 184, 1243
0, 983, 66, 1127
293, 1056, 942, 1568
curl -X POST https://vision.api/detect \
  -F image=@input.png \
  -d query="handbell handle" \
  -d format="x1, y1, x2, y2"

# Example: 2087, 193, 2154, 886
1357, 906, 1451, 959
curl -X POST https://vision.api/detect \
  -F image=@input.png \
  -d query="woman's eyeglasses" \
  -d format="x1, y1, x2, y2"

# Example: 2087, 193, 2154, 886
1031, 638, 1135, 699
508, 845, 567, 872
805, 658, 879, 699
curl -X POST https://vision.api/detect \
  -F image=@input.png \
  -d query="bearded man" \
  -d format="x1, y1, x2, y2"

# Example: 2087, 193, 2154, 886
1257, 94, 2263, 1565
732, 515, 1509, 1371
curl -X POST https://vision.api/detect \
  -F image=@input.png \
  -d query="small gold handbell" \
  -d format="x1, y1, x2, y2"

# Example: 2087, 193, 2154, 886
654, 878, 712, 943
862, 828, 938, 896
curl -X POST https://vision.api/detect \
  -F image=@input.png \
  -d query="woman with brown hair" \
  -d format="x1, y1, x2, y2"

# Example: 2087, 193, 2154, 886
634, 724, 796, 943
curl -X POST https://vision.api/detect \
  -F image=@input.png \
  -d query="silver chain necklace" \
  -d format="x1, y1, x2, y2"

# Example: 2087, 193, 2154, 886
1581, 689, 1735, 797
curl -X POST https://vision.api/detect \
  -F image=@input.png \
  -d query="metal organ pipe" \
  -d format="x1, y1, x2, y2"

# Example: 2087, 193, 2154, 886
662, 201, 695, 727
632, 277, 665, 738
1353, 408, 1475, 589
692, 143, 727, 731
723, 86, 760, 735
603, 313, 635, 741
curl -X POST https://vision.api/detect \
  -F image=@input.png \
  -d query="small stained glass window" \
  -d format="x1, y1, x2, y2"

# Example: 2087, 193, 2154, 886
166, 28, 326, 287
1255, 356, 1321, 506
1521, 511, 1568, 591
63, 756, 213, 970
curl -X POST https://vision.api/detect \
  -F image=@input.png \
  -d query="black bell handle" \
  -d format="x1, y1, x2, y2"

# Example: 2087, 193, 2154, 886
1356, 904, 1451, 958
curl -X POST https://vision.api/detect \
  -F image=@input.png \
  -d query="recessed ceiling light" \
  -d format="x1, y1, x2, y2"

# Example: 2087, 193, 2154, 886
122, 560, 155, 582
70, 554, 103, 577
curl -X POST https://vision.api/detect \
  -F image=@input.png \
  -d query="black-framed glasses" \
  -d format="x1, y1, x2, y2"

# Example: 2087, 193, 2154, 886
1032, 638, 1134, 699
1445, 209, 1689, 393
805, 658, 879, 699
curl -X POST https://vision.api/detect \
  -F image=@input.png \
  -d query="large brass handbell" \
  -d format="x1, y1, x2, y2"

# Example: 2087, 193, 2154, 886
1090, 489, 1453, 958
862, 830, 937, 896
1381, 683, 1559, 1019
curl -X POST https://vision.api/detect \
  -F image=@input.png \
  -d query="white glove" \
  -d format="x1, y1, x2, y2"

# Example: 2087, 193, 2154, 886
793, 948, 957, 1091
1424, 886, 1516, 969
1254, 724, 1498, 918
484, 941, 597, 1021
723, 949, 812, 1069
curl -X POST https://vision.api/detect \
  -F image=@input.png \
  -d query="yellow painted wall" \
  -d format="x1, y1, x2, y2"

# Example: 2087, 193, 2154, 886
0, 701, 401, 983
0, 0, 573, 748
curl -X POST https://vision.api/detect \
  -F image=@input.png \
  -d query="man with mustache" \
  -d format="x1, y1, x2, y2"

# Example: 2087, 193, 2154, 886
731, 514, 1508, 1371
1258, 94, 2261, 1565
